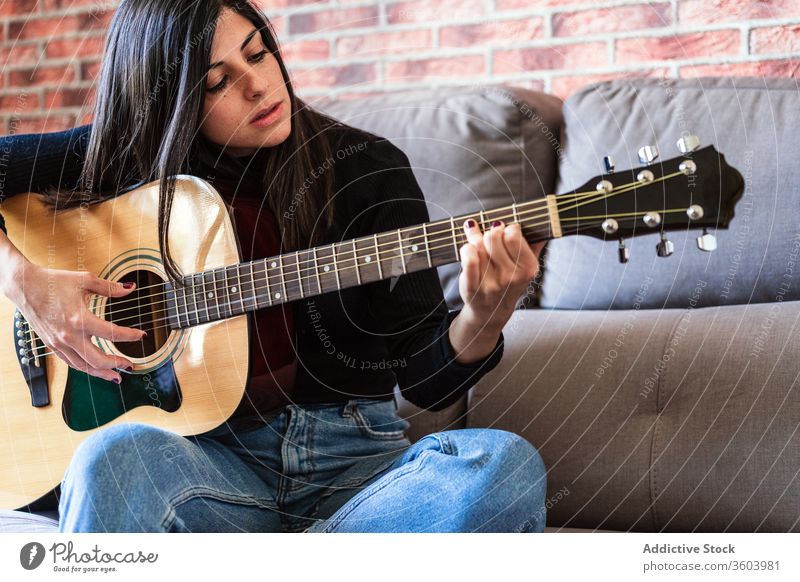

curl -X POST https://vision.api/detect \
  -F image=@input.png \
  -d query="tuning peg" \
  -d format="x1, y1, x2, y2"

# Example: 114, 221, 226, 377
603, 156, 615, 174
638, 145, 659, 165
677, 134, 701, 154
618, 238, 629, 264
656, 232, 674, 257
696, 227, 717, 252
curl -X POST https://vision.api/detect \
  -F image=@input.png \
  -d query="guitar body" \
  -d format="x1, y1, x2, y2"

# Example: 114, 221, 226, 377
0, 175, 295, 510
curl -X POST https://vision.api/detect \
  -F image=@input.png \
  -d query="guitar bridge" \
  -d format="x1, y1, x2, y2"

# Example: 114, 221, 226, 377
13, 309, 50, 407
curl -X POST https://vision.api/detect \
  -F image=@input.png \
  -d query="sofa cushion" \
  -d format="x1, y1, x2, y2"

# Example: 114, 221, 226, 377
468, 303, 800, 532
540, 77, 800, 310
314, 84, 563, 309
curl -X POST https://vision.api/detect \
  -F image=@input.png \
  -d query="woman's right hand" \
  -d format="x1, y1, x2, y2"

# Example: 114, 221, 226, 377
7, 262, 146, 384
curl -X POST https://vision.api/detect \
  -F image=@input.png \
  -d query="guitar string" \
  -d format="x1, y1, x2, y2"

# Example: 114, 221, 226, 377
20, 171, 689, 356
84, 173, 676, 324
79, 170, 680, 301
95, 170, 684, 319
23, 206, 693, 360
20, 174, 687, 356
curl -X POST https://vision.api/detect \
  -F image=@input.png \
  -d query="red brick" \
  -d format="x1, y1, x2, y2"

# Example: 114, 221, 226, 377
553, 3, 671, 37
751, 24, 800, 54
336, 29, 432, 58
0, 44, 43, 66
41, 0, 107, 9
280, 39, 330, 62
0, 0, 39, 17
81, 60, 102, 82
551, 68, 671, 100
387, 0, 485, 25
290, 63, 377, 91
6, 114, 76, 134
494, 42, 608, 74
10, 65, 76, 87
44, 87, 96, 109
0, 92, 40, 115
289, 7, 378, 35
45, 36, 107, 60
680, 59, 800, 78
616, 30, 741, 64
679, 0, 800, 24
440, 18, 543, 48
385, 55, 485, 83
10, 17, 82, 41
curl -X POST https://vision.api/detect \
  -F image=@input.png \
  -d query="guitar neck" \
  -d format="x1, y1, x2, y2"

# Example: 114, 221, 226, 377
164, 197, 558, 329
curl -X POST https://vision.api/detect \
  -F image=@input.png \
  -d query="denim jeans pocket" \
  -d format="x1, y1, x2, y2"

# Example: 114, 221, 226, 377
345, 398, 411, 441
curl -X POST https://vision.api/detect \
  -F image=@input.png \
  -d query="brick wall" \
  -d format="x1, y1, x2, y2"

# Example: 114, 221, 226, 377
1, 0, 798, 134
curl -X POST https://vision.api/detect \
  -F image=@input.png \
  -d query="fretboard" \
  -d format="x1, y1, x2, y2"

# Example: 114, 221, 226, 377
163, 198, 555, 329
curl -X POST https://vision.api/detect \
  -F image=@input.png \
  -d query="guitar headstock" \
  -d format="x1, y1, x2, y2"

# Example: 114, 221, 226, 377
556, 136, 745, 261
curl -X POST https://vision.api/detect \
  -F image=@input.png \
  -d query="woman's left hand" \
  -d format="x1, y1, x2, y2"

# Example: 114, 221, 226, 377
448, 219, 546, 364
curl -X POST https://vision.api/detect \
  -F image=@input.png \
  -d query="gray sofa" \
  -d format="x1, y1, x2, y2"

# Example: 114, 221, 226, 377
3, 78, 798, 532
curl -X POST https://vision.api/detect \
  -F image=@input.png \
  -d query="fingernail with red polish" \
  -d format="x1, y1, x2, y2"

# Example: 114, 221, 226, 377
492, 221, 502, 228
122, 282, 134, 289
126, 365, 133, 371
465, 219, 476, 228
113, 377, 121, 384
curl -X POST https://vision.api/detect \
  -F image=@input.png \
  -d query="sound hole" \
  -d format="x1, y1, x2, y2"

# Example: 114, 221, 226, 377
105, 269, 170, 358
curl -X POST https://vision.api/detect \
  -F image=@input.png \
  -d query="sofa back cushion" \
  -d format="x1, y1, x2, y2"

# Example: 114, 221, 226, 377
314, 84, 563, 309
540, 77, 800, 310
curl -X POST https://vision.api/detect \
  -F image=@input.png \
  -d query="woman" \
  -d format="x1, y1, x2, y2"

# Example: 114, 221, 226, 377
0, 0, 548, 533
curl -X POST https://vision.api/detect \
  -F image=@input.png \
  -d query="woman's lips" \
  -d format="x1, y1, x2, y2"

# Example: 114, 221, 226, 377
250, 102, 282, 127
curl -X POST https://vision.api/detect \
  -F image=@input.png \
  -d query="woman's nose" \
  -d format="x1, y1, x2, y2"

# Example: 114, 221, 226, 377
242, 68, 268, 99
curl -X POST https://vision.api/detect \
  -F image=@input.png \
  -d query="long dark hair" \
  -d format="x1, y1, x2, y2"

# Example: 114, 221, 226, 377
41, 0, 344, 288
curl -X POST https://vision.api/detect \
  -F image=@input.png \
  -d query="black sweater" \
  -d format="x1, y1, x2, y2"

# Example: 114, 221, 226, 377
0, 124, 504, 412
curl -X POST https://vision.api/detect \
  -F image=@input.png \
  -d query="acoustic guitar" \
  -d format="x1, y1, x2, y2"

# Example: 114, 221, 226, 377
0, 137, 744, 509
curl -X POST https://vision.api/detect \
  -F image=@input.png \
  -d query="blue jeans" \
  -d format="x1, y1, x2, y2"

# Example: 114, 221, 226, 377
58, 398, 548, 532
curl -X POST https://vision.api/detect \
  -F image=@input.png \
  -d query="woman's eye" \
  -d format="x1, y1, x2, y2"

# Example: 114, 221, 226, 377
248, 50, 268, 63
206, 51, 268, 93
207, 77, 227, 93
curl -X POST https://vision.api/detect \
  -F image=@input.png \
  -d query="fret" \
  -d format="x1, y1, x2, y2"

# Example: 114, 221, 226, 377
311, 247, 322, 295
221, 267, 233, 318
397, 229, 407, 275
373, 233, 383, 280
234, 264, 245, 314
512, 203, 519, 225
261, 259, 273, 305
479, 209, 486, 231
422, 223, 432, 268
203, 270, 221, 321
450, 217, 459, 258
332, 244, 341, 290
265, 257, 283, 302
315, 245, 336, 293
253, 260, 270, 307
197, 273, 210, 324
352, 239, 361, 285
294, 251, 305, 299
163, 281, 178, 330
427, 221, 455, 265
278, 255, 287, 302
184, 277, 196, 327
172, 282, 183, 328
177, 285, 188, 328
244, 262, 258, 311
